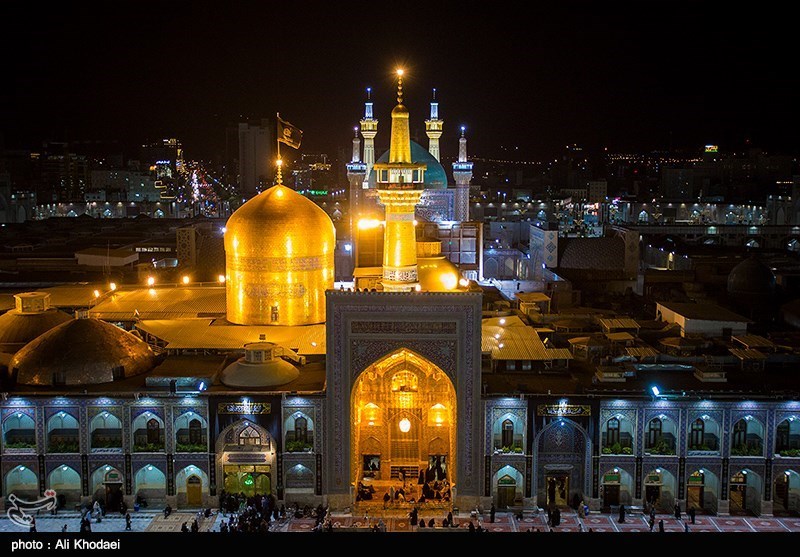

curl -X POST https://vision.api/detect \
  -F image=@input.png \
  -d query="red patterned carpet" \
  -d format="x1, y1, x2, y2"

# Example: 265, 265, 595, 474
285, 511, 800, 533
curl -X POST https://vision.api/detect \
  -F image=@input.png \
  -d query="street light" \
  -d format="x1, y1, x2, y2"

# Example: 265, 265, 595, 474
651, 386, 660, 397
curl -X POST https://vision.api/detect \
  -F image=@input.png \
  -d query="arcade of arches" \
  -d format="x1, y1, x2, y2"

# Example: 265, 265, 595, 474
351, 350, 455, 506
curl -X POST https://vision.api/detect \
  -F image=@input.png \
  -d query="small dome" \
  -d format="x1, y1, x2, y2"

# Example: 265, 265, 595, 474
8, 318, 157, 386
220, 342, 299, 388
369, 141, 448, 190
224, 183, 336, 326
727, 256, 776, 295
415, 239, 466, 292
0, 292, 72, 353
418, 256, 462, 292
391, 103, 409, 117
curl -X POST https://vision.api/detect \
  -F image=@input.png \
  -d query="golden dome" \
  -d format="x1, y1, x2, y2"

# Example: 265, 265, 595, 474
224, 184, 335, 326
8, 318, 157, 386
416, 239, 465, 292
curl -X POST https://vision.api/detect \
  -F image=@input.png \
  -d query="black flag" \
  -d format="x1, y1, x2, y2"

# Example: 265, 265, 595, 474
277, 116, 303, 149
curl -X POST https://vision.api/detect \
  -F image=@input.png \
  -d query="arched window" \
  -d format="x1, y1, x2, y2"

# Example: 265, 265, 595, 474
647, 418, 662, 448
189, 419, 202, 445
146, 419, 160, 445
607, 418, 620, 446
733, 419, 747, 448
501, 419, 514, 448
239, 426, 261, 446
294, 417, 308, 444
690, 418, 705, 449
777, 420, 790, 452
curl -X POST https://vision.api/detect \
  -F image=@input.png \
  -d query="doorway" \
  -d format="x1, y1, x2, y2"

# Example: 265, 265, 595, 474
687, 471, 705, 511
603, 484, 620, 509
187, 475, 202, 506
497, 475, 517, 509
545, 474, 569, 508
104, 482, 123, 512
729, 473, 748, 515
645, 485, 661, 508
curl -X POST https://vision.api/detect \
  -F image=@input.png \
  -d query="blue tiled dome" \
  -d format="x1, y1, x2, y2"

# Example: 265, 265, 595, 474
368, 141, 448, 190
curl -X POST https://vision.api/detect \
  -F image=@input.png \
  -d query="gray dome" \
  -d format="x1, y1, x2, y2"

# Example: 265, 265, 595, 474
220, 342, 300, 388
727, 256, 776, 295
368, 141, 448, 190
9, 318, 157, 386
0, 292, 72, 353
0, 309, 72, 353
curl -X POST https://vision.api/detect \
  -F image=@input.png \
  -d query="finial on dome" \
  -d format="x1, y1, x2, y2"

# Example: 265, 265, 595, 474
432, 87, 437, 101
366, 87, 371, 100
396, 68, 404, 104
276, 158, 283, 185
354, 126, 359, 138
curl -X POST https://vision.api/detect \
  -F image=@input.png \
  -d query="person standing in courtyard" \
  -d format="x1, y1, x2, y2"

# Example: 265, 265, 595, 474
689, 506, 696, 524
674, 503, 681, 520
490, 503, 496, 523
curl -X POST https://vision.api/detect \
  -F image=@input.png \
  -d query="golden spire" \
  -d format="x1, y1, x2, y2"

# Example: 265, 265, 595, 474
389, 68, 412, 164
275, 158, 283, 185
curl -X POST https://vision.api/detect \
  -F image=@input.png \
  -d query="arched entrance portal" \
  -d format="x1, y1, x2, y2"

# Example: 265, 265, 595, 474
774, 470, 800, 516
729, 469, 762, 516
215, 420, 274, 498
187, 476, 202, 506
351, 349, 456, 507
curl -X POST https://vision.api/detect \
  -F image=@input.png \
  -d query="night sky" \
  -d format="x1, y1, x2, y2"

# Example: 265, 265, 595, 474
1, 1, 797, 162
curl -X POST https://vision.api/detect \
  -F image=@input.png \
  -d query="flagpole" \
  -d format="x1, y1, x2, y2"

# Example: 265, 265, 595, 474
276, 112, 281, 164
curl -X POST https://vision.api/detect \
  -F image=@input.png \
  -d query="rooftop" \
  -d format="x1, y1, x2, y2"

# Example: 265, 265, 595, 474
657, 301, 751, 322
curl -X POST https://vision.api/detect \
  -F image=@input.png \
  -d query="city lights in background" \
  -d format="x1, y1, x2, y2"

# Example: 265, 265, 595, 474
146, 276, 155, 286
182, 275, 190, 285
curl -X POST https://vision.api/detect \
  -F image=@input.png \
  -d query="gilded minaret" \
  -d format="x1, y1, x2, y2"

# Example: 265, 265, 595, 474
374, 69, 426, 292
359, 87, 378, 188
452, 126, 474, 222
425, 88, 443, 162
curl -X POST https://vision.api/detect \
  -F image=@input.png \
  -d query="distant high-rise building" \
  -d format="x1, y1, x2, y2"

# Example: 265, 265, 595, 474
238, 119, 273, 199
37, 143, 90, 203
140, 138, 183, 179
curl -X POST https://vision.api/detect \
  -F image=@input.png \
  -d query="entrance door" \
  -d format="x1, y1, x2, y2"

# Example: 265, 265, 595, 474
729, 472, 748, 515
497, 475, 516, 509
603, 484, 620, 509
545, 474, 569, 508
729, 484, 747, 514
645, 485, 661, 509
187, 476, 202, 506
775, 475, 789, 514
105, 483, 123, 512
687, 485, 704, 511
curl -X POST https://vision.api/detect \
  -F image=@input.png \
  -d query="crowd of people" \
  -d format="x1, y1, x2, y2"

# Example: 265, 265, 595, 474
215, 491, 329, 534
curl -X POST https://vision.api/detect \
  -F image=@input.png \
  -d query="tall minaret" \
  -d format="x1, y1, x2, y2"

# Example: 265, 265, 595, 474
374, 69, 427, 292
359, 87, 378, 187
346, 127, 366, 239
425, 88, 443, 162
452, 126, 474, 222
